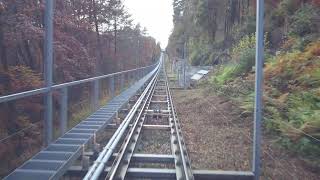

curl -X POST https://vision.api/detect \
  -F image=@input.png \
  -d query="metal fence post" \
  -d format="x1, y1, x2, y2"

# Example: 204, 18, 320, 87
128, 72, 132, 86
253, 0, 264, 180
183, 60, 186, 89
92, 80, 99, 110
44, 0, 54, 146
120, 73, 124, 91
109, 75, 115, 98
125, 72, 128, 87
136, 70, 139, 81
60, 87, 68, 135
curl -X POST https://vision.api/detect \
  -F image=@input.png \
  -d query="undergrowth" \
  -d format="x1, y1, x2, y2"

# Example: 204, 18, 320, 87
206, 36, 320, 164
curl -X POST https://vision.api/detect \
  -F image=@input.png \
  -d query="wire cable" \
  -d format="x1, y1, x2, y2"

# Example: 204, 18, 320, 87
0, 123, 39, 143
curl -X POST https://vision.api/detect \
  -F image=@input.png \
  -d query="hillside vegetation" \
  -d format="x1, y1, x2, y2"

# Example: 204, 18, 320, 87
167, 0, 320, 166
0, 0, 161, 176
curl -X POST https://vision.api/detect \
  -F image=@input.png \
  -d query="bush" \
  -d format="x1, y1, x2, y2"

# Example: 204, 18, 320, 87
211, 65, 238, 85
263, 40, 320, 159
279, 137, 320, 158
188, 37, 213, 66
265, 41, 320, 91
215, 48, 255, 83
234, 48, 256, 75
210, 34, 257, 86
232, 33, 256, 57
289, 5, 319, 36
190, 49, 202, 66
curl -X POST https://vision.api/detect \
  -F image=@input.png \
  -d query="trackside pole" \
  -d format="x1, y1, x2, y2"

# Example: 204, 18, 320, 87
253, 0, 264, 180
44, 0, 54, 146
60, 87, 68, 135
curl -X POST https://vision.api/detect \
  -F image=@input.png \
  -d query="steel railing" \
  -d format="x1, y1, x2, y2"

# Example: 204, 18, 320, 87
0, 62, 159, 145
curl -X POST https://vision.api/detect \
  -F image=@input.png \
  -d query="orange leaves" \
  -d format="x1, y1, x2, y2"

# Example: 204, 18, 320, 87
306, 41, 320, 56
6, 66, 43, 93
0, 66, 43, 96
281, 37, 297, 51
265, 41, 320, 92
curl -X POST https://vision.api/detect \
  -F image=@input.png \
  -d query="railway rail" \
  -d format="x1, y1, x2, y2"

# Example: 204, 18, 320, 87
82, 61, 194, 180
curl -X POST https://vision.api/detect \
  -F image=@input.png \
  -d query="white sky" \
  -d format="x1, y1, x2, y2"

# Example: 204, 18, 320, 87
124, 0, 173, 48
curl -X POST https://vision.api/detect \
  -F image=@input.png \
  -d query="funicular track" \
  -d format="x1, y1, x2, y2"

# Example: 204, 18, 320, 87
81, 63, 194, 180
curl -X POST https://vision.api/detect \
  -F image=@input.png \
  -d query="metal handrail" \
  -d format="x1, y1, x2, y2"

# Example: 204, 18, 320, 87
0, 60, 159, 145
0, 63, 158, 103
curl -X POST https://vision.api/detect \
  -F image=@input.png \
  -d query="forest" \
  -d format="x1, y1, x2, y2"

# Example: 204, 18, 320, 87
167, 0, 320, 169
0, 0, 161, 176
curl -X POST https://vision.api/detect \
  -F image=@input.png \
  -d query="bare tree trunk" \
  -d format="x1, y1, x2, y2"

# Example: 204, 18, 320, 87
92, 0, 103, 75
0, 24, 8, 70
114, 19, 117, 55
23, 39, 35, 70
0, 19, 17, 135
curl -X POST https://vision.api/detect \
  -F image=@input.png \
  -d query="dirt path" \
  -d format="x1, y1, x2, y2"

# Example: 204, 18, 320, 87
172, 88, 319, 180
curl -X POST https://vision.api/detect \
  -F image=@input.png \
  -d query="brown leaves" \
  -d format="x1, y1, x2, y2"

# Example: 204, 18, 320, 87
265, 41, 320, 92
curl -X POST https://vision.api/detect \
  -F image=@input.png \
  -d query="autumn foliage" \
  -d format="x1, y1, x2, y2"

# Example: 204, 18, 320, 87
0, 0, 161, 176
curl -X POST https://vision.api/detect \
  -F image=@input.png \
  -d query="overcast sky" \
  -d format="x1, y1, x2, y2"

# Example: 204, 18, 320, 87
124, 0, 173, 48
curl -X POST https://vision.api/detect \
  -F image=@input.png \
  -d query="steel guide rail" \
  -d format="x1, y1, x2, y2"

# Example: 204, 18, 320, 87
165, 68, 194, 180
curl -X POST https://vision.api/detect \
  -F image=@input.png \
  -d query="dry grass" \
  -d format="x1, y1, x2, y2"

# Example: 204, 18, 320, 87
172, 88, 320, 179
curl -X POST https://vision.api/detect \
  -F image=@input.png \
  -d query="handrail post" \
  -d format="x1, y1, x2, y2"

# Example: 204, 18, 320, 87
60, 87, 68, 135
142, 68, 145, 76
130, 71, 133, 86
125, 72, 128, 88
109, 75, 115, 98
139, 69, 142, 79
253, 0, 264, 180
120, 73, 124, 91
44, 0, 54, 146
92, 80, 99, 110
135, 70, 138, 81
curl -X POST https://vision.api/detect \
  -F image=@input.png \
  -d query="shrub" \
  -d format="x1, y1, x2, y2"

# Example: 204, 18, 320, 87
215, 47, 255, 84
265, 41, 320, 91
190, 49, 201, 66
211, 65, 238, 85
289, 4, 319, 36
234, 48, 256, 75
232, 33, 256, 57
278, 137, 320, 157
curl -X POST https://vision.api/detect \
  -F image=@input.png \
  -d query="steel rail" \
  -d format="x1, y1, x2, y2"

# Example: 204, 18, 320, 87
160, 74, 188, 180
105, 66, 160, 179
83, 62, 161, 180
165, 67, 195, 180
